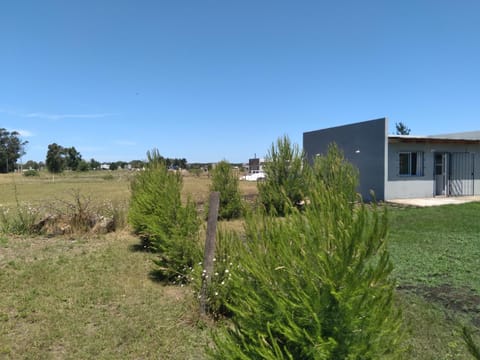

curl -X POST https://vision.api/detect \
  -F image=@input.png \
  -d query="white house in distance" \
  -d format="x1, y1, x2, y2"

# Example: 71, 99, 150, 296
303, 118, 480, 201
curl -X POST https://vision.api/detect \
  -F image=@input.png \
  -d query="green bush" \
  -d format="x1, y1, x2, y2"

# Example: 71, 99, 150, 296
128, 149, 201, 282
258, 135, 308, 216
0, 203, 40, 235
0, 183, 40, 235
210, 161, 243, 220
23, 169, 39, 177
210, 147, 403, 359
102, 173, 114, 181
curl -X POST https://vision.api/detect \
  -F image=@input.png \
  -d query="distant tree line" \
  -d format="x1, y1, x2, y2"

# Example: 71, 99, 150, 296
10, 136, 218, 174
39, 142, 190, 174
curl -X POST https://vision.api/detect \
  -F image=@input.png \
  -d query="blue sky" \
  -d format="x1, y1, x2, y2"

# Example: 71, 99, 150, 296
2, 1, 480, 163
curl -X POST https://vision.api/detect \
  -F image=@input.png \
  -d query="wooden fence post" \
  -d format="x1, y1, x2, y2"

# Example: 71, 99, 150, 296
200, 191, 220, 316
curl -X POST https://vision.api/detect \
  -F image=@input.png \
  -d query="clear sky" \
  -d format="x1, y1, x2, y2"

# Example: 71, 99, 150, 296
2, 0, 480, 163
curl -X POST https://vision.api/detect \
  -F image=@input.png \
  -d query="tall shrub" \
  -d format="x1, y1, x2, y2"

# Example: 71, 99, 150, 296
308, 142, 359, 203
211, 147, 403, 359
210, 161, 243, 220
128, 149, 201, 282
258, 135, 307, 216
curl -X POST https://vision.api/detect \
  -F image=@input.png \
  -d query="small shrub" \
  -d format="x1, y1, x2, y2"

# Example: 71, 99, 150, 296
101, 200, 128, 231
0, 203, 40, 235
102, 173, 114, 181
210, 161, 243, 220
23, 169, 39, 177
128, 149, 201, 282
0, 182, 40, 235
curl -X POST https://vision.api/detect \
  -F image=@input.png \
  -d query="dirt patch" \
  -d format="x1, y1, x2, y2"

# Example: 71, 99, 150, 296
398, 284, 480, 326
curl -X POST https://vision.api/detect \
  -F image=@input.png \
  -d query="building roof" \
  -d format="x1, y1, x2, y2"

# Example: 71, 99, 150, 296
388, 133, 480, 145
428, 130, 480, 140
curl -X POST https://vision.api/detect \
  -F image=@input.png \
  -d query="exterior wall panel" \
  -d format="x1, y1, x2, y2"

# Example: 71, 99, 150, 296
303, 118, 387, 201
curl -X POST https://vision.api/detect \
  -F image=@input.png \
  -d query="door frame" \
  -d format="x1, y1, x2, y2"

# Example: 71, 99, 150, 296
434, 152, 448, 196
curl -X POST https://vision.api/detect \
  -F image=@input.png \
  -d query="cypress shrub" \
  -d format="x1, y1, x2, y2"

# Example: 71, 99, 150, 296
210, 146, 403, 359
258, 135, 308, 216
210, 160, 243, 220
128, 149, 201, 282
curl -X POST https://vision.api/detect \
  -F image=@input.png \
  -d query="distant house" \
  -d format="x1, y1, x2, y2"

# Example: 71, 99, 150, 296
247, 157, 265, 173
303, 118, 480, 201
239, 157, 267, 181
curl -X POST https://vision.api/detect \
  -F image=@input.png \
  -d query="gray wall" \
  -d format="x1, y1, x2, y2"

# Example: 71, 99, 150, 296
303, 118, 387, 201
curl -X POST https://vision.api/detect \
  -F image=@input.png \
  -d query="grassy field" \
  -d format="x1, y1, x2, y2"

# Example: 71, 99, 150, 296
1, 171, 479, 359
388, 203, 480, 359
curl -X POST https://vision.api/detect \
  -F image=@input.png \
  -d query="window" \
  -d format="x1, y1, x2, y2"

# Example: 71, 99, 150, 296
399, 152, 423, 176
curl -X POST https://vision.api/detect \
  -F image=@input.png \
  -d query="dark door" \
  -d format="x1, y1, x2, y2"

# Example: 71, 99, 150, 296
434, 153, 447, 196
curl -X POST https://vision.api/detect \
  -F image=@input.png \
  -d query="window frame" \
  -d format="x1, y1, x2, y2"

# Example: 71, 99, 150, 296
398, 151, 424, 177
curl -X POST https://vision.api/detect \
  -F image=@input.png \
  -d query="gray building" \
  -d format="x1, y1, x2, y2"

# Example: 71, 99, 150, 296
303, 118, 480, 201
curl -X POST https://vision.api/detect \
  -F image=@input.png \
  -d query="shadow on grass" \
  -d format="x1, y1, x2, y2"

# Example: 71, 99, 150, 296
128, 236, 153, 253
148, 269, 171, 283
398, 284, 480, 327
128, 242, 153, 253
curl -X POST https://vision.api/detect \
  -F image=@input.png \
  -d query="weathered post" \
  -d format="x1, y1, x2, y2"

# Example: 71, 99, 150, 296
200, 191, 220, 316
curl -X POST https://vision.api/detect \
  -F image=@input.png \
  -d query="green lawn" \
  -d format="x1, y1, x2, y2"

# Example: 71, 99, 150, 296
388, 202, 480, 359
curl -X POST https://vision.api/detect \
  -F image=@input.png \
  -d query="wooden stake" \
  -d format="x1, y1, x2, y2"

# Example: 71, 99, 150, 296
200, 191, 220, 316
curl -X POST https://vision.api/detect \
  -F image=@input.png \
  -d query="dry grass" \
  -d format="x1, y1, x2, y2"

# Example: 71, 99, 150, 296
0, 171, 131, 209
0, 232, 210, 359
1, 171, 258, 210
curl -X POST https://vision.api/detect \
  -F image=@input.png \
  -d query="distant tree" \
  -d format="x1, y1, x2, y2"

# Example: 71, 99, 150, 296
77, 160, 90, 172
115, 161, 128, 169
0, 128, 28, 173
24, 160, 40, 170
130, 160, 145, 169
169, 158, 187, 169
109, 162, 119, 171
65, 146, 82, 171
395, 122, 411, 135
46, 143, 66, 173
89, 158, 101, 170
